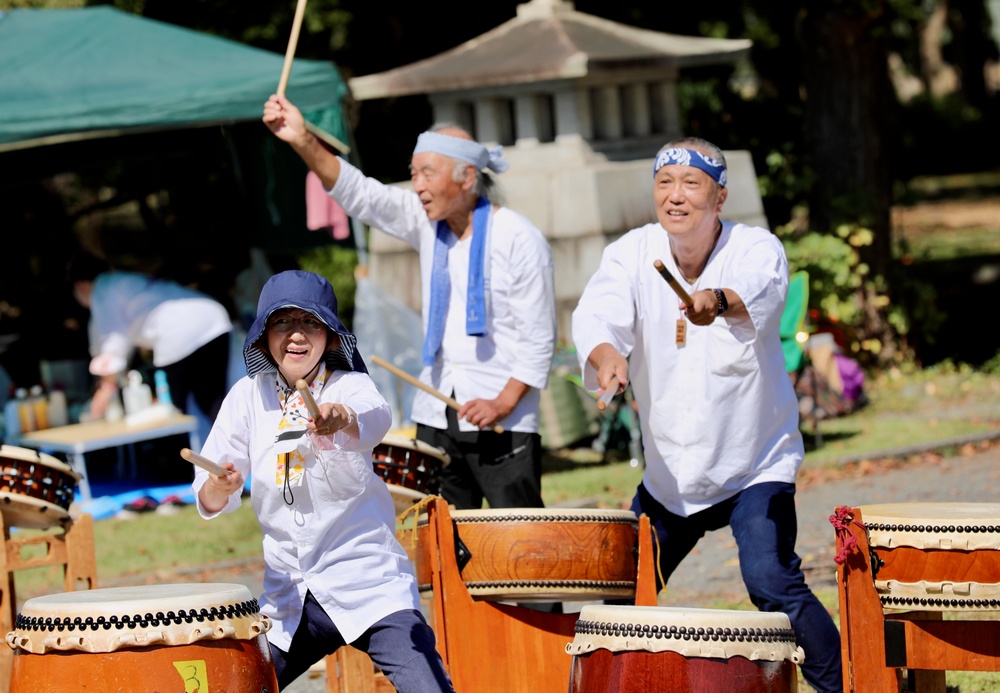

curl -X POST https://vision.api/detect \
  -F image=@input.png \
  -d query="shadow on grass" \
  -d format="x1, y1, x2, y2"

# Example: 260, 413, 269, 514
802, 428, 860, 453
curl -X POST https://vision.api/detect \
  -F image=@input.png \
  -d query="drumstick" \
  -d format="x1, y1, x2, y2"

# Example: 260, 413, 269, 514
276, 0, 308, 96
180, 448, 228, 477
294, 379, 323, 420
653, 259, 693, 307
596, 375, 619, 411
370, 354, 505, 434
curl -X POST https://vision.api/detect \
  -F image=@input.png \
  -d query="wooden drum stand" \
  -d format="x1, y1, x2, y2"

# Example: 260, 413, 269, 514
835, 503, 1000, 692
0, 511, 97, 691
329, 498, 659, 693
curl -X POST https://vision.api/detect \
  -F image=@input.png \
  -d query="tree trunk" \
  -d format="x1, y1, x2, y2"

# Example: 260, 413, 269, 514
798, 3, 896, 361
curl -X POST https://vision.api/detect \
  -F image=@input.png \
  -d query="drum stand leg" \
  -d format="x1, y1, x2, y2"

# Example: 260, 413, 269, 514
838, 506, 1000, 693
0, 512, 98, 692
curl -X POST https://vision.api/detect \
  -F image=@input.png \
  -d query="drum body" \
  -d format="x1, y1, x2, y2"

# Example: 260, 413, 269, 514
0, 444, 80, 529
567, 605, 803, 693
7, 583, 278, 693
861, 502, 1000, 611
372, 434, 450, 515
411, 507, 640, 601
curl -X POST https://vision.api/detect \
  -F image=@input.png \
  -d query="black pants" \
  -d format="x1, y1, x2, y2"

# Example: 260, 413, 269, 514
161, 332, 230, 424
416, 403, 543, 510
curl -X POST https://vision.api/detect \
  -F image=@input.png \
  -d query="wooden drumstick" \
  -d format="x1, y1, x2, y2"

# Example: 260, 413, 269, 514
180, 448, 228, 477
371, 354, 505, 434
653, 259, 693, 307
596, 375, 619, 411
276, 0, 308, 96
294, 379, 323, 421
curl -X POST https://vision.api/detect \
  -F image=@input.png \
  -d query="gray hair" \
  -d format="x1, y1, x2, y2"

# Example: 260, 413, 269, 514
429, 122, 503, 205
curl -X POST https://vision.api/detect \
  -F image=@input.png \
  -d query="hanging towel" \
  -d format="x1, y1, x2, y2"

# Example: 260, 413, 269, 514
422, 197, 491, 366
305, 171, 350, 240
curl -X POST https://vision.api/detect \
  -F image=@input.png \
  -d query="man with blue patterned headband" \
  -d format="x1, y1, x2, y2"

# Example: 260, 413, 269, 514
263, 94, 556, 513
572, 137, 842, 693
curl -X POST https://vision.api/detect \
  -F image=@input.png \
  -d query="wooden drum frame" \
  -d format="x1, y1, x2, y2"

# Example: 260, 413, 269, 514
6, 582, 279, 693
567, 605, 803, 693
0, 444, 80, 529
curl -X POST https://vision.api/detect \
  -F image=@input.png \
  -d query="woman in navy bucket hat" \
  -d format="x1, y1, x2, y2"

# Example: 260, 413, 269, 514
193, 270, 454, 692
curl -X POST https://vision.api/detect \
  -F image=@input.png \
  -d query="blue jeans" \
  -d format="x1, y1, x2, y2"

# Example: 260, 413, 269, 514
632, 481, 843, 693
269, 591, 454, 692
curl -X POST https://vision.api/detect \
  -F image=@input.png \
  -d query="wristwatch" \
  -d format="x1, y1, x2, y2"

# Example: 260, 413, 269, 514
712, 289, 728, 316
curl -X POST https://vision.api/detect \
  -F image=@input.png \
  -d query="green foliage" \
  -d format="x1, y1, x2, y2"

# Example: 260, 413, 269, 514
296, 245, 359, 330
777, 220, 867, 330
978, 351, 1000, 376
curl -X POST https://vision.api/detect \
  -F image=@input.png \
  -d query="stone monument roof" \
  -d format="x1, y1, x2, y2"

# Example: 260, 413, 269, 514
348, 0, 751, 100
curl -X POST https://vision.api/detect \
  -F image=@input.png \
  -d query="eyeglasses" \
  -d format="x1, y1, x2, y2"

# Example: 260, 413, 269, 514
266, 315, 327, 334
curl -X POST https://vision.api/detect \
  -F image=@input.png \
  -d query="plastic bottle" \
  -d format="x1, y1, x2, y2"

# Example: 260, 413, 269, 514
154, 370, 174, 407
105, 386, 124, 423
122, 370, 153, 417
30, 385, 49, 430
3, 389, 22, 438
15, 387, 36, 433
47, 389, 69, 428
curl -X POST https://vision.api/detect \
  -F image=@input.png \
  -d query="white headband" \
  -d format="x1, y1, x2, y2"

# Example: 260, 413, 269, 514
413, 131, 509, 174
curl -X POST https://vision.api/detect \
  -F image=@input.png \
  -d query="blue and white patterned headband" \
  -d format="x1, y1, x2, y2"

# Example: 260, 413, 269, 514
653, 148, 727, 188
413, 131, 510, 174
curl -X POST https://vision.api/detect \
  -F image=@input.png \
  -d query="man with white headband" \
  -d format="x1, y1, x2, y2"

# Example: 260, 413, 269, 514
572, 137, 842, 693
263, 94, 556, 513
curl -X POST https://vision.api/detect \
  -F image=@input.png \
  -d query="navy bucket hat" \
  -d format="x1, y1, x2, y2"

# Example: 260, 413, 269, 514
243, 270, 367, 377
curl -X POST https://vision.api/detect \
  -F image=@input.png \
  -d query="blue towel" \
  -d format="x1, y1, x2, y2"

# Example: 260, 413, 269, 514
423, 197, 491, 366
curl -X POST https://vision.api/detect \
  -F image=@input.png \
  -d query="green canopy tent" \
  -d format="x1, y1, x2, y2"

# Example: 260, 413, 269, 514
0, 6, 348, 151
0, 7, 356, 397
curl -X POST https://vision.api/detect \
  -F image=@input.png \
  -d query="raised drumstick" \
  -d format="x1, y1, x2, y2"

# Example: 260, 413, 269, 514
371, 355, 505, 434
276, 0, 308, 96
596, 375, 619, 411
180, 448, 228, 477
295, 379, 323, 421
653, 259, 693, 307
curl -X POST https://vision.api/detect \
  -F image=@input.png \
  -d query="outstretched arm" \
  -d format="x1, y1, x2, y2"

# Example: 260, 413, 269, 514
262, 94, 342, 189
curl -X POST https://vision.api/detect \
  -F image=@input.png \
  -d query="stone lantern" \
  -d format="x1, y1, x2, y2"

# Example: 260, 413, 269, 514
348, 0, 763, 344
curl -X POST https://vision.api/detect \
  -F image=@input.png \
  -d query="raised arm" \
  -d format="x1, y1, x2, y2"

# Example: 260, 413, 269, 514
263, 94, 342, 189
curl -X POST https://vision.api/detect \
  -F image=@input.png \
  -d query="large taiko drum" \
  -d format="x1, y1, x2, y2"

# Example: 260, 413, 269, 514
566, 605, 804, 693
6, 583, 279, 693
408, 507, 641, 601
0, 444, 81, 529
372, 434, 450, 515
860, 502, 1000, 611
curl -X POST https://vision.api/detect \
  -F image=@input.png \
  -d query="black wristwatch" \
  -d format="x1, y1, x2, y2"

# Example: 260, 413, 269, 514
712, 289, 728, 316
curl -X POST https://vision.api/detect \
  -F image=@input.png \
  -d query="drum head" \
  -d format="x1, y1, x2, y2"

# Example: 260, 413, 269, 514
862, 502, 1000, 550
568, 605, 804, 663
0, 492, 72, 530
376, 434, 451, 466
8, 583, 271, 654
387, 484, 426, 516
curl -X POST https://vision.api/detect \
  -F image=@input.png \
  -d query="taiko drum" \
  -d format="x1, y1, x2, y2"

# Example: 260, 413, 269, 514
859, 502, 1000, 611
407, 507, 641, 601
566, 605, 803, 693
0, 444, 80, 529
372, 434, 450, 515
6, 583, 279, 692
